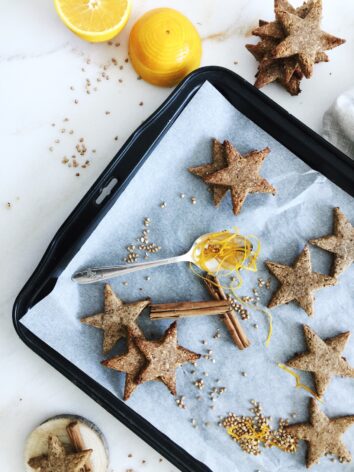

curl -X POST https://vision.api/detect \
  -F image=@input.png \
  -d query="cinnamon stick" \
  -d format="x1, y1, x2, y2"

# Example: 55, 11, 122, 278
66, 421, 92, 472
150, 300, 230, 319
204, 275, 250, 350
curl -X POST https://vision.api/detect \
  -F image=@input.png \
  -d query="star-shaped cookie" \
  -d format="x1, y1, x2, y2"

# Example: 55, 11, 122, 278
28, 434, 92, 472
102, 327, 149, 400
285, 398, 354, 468
188, 138, 229, 206
204, 140, 276, 215
246, 37, 302, 95
81, 284, 150, 354
265, 245, 336, 316
286, 325, 354, 398
273, 0, 345, 78
135, 321, 200, 395
247, 1, 329, 94
310, 207, 354, 278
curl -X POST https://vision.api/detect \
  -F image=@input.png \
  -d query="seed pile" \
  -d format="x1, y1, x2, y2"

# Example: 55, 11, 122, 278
123, 217, 161, 263
222, 401, 297, 455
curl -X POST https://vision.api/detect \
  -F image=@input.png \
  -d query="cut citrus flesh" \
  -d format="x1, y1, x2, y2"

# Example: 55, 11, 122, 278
54, 0, 132, 42
129, 8, 202, 87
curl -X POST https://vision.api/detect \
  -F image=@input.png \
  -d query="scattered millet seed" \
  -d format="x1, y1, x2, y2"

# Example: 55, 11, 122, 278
54, 139, 60, 144
115, 42, 120, 47
160, 201, 166, 208
70, 86, 74, 90
191, 196, 197, 204
241, 371, 247, 377
6, 202, 11, 208
253, 323, 259, 329
114, 136, 118, 141
74, 99, 79, 104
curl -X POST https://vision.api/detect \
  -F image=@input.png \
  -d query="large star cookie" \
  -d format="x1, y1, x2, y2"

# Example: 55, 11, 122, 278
188, 138, 229, 207
247, 0, 328, 95
81, 284, 150, 354
273, 0, 345, 78
285, 398, 354, 468
102, 327, 150, 400
286, 325, 354, 398
28, 434, 92, 472
265, 246, 336, 316
204, 141, 276, 215
310, 207, 354, 278
135, 321, 200, 396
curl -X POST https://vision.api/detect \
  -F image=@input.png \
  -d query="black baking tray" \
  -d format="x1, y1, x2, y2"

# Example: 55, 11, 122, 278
13, 66, 354, 472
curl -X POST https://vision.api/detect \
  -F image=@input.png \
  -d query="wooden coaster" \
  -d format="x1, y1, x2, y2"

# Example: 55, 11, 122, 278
25, 414, 109, 471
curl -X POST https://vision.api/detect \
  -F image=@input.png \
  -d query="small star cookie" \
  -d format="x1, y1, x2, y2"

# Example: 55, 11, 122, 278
81, 284, 149, 353
310, 207, 354, 278
135, 321, 200, 395
28, 435, 92, 472
266, 246, 336, 316
286, 325, 354, 397
286, 398, 354, 468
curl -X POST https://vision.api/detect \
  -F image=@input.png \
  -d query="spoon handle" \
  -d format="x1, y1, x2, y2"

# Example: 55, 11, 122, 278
72, 253, 191, 284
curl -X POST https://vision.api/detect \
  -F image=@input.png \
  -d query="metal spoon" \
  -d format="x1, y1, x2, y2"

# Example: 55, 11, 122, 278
72, 232, 247, 285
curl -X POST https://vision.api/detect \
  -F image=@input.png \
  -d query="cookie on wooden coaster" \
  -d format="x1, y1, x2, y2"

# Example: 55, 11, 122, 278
266, 246, 336, 316
135, 321, 200, 396
81, 284, 150, 353
28, 435, 92, 472
285, 398, 354, 468
204, 141, 276, 215
310, 207, 354, 278
25, 415, 108, 472
286, 325, 354, 397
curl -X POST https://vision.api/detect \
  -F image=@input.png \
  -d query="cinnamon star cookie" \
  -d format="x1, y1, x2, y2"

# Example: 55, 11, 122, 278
286, 325, 354, 398
81, 284, 150, 354
204, 141, 276, 215
265, 246, 336, 316
274, 0, 345, 78
102, 327, 149, 400
135, 321, 200, 395
28, 434, 92, 472
285, 398, 354, 468
188, 138, 229, 206
310, 207, 354, 278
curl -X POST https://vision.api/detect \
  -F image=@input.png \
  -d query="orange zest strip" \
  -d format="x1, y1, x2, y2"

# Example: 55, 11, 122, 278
278, 363, 322, 401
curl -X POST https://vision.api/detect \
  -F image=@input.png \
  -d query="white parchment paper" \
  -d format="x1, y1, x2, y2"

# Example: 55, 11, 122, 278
21, 82, 354, 472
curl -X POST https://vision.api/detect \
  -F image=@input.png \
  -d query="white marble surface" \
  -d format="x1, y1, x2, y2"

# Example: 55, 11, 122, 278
1, 1, 354, 471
